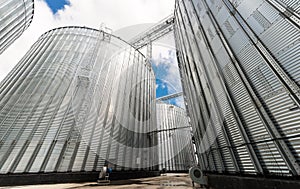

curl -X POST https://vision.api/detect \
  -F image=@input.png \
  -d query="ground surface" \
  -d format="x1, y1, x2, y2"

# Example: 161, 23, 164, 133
1, 173, 202, 189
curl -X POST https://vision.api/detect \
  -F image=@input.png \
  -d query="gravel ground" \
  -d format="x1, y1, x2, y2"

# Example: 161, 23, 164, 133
2, 173, 203, 189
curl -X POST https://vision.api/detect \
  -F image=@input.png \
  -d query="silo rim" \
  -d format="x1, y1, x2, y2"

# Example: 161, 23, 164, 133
37, 26, 156, 74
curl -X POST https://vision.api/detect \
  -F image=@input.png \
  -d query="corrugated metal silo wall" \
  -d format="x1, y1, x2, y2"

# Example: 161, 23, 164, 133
174, 0, 300, 176
156, 101, 196, 171
0, 0, 34, 54
0, 26, 157, 174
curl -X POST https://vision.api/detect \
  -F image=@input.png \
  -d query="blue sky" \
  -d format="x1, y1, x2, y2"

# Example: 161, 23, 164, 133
152, 59, 175, 99
45, 0, 70, 13
151, 47, 184, 107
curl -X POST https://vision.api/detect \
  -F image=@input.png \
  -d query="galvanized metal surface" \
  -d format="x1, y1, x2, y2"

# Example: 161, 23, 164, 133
156, 101, 195, 171
0, 0, 34, 54
175, 0, 300, 176
0, 26, 157, 174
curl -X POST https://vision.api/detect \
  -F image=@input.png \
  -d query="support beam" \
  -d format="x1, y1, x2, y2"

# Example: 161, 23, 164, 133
156, 92, 183, 101
129, 15, 175, 50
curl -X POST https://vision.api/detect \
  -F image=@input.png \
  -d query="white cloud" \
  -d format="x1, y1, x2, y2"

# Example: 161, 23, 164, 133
0, 0, 175, 82
152, 37, 183, 94
148, 32, 185, 108
156, 84, 159, 90
175, 96, 185, 109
